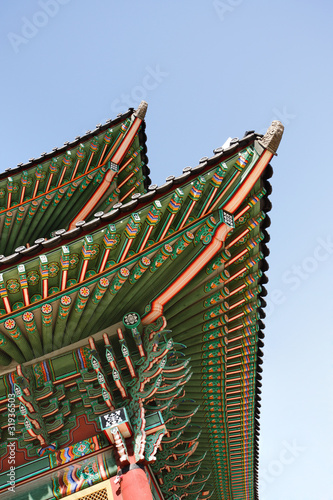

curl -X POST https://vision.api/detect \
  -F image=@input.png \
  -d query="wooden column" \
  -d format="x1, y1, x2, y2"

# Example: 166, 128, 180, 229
120, 464, 153, 500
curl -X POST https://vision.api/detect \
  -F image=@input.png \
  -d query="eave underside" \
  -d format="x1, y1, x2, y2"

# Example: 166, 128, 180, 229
0, 122, 283, 500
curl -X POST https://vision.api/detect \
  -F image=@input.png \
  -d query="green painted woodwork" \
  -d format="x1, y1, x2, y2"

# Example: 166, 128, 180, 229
0, 111, 148, 257
0, 116, 282, 500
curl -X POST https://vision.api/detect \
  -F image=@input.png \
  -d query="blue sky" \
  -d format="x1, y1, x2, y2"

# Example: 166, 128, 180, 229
1, 1, 332, 498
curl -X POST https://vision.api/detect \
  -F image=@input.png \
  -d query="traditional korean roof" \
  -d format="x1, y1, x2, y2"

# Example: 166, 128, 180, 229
0, 104, 150, 257
0, 105, 283, 500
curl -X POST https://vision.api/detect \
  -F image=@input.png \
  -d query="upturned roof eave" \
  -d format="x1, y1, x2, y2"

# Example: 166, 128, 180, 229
0, 119, 284, 500
0, 132, 263, 270
0, 109, 134, 181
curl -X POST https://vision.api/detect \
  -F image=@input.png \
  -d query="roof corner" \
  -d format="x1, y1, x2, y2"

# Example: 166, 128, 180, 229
259, 120, 284, 155
134, 100, 148, 120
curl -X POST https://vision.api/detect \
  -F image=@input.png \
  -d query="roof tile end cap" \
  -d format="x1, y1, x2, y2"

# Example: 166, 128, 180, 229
134, 101, 148, 120
259, 120, 284, 155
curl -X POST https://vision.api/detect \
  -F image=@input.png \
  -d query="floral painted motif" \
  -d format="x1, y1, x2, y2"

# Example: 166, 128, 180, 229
72, 440, 94, 456
68, 254, 80, 269
6, 279, 20, 294
4, 319, 15, 330
100, 277, 109, 287
235, 212, 250, 227
129, 257, 150, 284
67, 279, 77, 286
61, 295, 72, 306
236, 253, 248, 263
42, 304, 52, 314
234, 233, 250, 246
23, 311, 34, 322
109, 267, 130, 295
27, 270, 40, 286
127, 177, 136, 186
85, 270, 96, 278
48, 262, 60, 278
41, 303, 53, 326
4, 319, 22, 339
12, 301, 24, 310
31, 294, 42, 303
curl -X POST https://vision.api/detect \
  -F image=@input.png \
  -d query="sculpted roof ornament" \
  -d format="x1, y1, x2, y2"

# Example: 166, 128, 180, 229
259, 120, 284, 155
134, 100, 148, 120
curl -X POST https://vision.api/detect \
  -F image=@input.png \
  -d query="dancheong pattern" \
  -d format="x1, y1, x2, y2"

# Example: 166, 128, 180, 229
0, 104, 283, 500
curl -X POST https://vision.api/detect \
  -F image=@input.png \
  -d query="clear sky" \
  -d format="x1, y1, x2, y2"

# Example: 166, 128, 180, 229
1, 1, 332, 498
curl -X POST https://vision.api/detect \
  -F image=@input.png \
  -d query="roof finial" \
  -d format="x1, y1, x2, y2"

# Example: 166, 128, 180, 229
259, 121, 284, 155
134, 101, 148, 120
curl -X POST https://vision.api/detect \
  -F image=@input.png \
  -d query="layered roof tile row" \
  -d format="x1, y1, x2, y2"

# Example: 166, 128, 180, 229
0, 105, 149, 257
